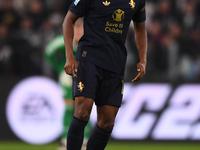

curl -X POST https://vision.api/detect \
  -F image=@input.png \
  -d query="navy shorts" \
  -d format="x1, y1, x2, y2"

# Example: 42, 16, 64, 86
73, 61, 124, 107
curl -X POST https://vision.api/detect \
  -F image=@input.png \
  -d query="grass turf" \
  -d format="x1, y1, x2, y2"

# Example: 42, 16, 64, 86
0, 141, 200, 150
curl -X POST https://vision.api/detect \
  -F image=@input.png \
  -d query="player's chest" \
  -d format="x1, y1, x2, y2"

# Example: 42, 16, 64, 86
90, 0, 141, 16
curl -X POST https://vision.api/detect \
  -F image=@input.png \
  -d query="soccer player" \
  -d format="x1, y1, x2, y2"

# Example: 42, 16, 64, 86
45, 18, 91, 150
63, 0, 147, 149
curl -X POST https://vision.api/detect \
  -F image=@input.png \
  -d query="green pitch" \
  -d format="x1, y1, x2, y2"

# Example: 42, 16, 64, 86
0, 141, 200, 150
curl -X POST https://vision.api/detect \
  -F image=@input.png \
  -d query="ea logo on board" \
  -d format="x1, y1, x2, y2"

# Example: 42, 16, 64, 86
6, 76, 65, 145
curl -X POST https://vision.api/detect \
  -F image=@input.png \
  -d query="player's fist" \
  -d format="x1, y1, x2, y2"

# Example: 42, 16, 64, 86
64, 57, 78, 78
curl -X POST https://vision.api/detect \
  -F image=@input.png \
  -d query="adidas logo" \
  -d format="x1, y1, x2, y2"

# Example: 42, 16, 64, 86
103, 0, 110, 6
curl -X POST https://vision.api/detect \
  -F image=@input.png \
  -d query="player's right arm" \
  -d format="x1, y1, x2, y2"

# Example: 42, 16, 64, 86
62, 11, 79, 78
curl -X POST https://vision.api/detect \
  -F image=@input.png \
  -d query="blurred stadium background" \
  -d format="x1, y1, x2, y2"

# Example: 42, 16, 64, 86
0, 0, 200, 150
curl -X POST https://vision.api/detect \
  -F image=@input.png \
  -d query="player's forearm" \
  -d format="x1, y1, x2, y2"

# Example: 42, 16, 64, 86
62, 13, 76, 60
134, 22, 147, 64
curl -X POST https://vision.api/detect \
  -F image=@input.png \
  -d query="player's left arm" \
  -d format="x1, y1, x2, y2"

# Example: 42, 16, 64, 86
132, 21, 147, 82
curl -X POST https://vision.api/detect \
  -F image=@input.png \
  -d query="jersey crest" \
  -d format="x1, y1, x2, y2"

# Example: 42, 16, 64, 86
77, 82, 84, 92
129, 0, 135, 10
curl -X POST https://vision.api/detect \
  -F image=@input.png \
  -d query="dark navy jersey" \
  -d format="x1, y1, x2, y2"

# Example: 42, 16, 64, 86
69, 0, 146, 75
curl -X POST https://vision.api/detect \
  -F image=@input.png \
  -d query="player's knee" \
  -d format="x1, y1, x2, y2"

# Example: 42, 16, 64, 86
74, 96, 93, 121
74, 109, 90, 121
98, 120, 114, 131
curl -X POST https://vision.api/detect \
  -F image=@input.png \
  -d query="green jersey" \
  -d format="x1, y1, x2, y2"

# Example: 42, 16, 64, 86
45, 35, 77, 74
45, 35, 77, 99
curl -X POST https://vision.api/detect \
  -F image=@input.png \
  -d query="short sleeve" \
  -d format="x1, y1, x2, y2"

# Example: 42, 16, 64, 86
132, 1, 146, 23
69, 0, 91, 17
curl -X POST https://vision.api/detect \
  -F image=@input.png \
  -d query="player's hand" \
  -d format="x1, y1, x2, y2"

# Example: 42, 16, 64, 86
132, 62, 146, 82
64, 57, 78, 78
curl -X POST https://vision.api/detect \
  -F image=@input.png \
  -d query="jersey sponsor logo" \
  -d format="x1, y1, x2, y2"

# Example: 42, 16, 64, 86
103, 0, 110, 6
74, 0, 80, 5
112, 9, 124, 22
129, 0, 136, 10
104, 9, 124, 34
105, 26, 123, 34
77, 82, 84, 92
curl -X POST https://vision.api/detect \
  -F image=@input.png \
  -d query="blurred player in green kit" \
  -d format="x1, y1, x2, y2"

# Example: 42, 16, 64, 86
45, 18, 91, 150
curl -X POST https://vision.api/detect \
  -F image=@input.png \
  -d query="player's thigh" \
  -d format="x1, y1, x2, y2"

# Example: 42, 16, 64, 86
97, 105, 119, 130
74, 96, 94, 121
95, 71, 124, 107
72, 61, 103, 101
